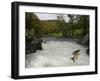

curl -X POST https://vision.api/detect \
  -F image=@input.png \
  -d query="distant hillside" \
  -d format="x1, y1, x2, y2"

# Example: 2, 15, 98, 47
40, 20, 59, 34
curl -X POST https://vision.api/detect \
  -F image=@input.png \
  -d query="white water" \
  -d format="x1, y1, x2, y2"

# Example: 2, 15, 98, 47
25, 40, 89, 68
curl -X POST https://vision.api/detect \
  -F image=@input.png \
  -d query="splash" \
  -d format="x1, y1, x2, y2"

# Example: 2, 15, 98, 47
25, 40, 89, 68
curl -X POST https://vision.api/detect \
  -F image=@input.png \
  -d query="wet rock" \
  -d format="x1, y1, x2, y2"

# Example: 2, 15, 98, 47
25, 29, 43, 54
79, 34, 89, 45
36, 39, 43, 50
86, 48, 89, 55
26, 39, 43, 54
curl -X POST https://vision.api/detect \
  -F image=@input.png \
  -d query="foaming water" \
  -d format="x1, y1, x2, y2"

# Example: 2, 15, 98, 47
25, 41, 89, 68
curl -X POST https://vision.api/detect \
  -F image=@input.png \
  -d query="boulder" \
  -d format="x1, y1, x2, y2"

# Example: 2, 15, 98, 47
79, 34, 89, 45
78, 34, 89, 55
86, 48, 89, 55
25, 29, 43, 54
26, 39, 43, 54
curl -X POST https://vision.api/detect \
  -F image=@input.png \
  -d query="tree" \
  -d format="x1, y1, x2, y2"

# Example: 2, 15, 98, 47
76, 15, 89, 36
67, 14, 89, 38
25, 12, 43, 54
25, 12, 42, 38
57, 15, 68, 37
67, 14, 76, 37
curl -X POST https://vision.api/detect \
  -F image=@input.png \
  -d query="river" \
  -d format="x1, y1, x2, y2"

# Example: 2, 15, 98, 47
25, 38, 89, 68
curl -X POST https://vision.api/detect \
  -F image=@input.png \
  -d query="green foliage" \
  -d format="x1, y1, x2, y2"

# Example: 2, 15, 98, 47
25, 13, 89, 39
40, 20, 59, 35
56, 14, 89, 38
25, 12, 43, 54
76, 15, 89, 36
48, 33, 63, 38
57, 15, 68, 37
25, 12, 42, 38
